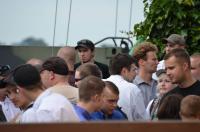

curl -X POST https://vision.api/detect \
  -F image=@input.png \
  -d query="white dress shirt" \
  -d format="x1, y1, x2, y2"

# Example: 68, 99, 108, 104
20, 89, 80, 123
104, 75, 149, 121
0, 97, 21, 122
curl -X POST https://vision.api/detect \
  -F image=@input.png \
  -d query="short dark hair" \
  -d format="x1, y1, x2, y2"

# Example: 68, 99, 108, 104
42, 56, 68, 76
13, 64, 42, 90
76, 63, 102, 79
133, 42, 158, 65
104, 81, 119, 95
78, 75, 105, 102
164, 48, 190, 68
109, 53, 137, 75
157, 94, 183, 120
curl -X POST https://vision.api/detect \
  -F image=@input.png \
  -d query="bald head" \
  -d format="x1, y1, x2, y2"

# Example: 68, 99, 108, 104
26, 58, 43, 66
57, 46, 76, 71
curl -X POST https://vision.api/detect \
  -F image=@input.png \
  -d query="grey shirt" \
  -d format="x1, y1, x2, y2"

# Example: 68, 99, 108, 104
133, 75, 157, 107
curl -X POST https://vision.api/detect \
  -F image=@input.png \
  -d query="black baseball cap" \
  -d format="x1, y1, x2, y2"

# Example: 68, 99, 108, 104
41, 57, 68, 76
12, 64, 41, 87
75, 39, 95, 51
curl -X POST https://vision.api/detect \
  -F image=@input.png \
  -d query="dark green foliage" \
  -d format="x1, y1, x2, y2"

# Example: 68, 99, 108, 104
134, 0, 200, 58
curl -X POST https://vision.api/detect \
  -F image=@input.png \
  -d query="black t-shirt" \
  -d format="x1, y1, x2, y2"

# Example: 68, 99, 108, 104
74, 61, 110, 79
165, 80, 200, 97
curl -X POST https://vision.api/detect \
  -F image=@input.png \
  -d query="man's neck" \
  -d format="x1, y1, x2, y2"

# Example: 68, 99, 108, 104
77, 101, 95, 113
179, 74, 196, 88
81, 59, 94, 64
54, 78, 69, 86
138, 69, 153, 84
29, 89, 43, 101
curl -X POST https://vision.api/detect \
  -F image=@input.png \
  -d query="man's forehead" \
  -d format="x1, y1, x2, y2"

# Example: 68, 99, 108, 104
78, 47, 90, 51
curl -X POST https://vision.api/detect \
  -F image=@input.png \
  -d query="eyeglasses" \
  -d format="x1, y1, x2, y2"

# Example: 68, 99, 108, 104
105, 99, 118, 104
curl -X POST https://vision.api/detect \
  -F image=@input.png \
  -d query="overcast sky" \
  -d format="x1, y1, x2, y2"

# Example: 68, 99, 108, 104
0, 0, 144, 47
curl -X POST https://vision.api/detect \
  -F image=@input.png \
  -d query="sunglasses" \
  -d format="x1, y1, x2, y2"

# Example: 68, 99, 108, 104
74, 77, 84, 82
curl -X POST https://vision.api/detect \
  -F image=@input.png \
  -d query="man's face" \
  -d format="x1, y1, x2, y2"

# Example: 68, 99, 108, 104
7, 85, 30, 110
165, 56, 185, 84
77, 47, 94, 63
143, 51, 158, 74
123, 64, 138, 82
101, 87, 119, 115
40, 70, 53, 88
190, 57, 200, 80
165, 43, 184, 54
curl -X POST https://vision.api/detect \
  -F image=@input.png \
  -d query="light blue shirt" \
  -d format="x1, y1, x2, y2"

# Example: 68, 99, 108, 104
133, 75, 157, 107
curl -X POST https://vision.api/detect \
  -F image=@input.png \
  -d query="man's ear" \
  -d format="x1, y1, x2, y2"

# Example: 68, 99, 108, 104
49, 71, 55, 80
182, 62, 189, 71
120, 67, 127, 76
138, 59, 145, 67
91, 50, 95, 58
17, 86, 25, 94
91, 94, 101, 102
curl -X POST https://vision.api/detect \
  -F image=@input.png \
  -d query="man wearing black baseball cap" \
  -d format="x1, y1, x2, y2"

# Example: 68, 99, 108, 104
74, 39, 110, 79
12, 64, 79, 122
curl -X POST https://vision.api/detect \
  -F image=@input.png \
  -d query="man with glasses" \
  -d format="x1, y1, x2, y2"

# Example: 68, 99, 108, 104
74, 63, 102, 87
40, 56, 78, 104
75, 39, 110, 79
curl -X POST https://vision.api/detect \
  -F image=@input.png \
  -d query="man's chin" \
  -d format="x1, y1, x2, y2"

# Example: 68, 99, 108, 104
82, 60, 90, 63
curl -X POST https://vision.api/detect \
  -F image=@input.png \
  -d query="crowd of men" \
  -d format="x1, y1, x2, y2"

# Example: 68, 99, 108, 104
1, 34, 200, 123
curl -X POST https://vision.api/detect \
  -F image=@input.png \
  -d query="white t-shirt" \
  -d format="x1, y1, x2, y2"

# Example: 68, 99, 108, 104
20, 90, 80, 123
0, 97, 21, 122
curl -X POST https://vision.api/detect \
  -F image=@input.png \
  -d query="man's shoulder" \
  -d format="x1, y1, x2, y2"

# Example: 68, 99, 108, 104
41, 90, 70, 106
193, 80, 200, 87
112, 109, 127, 119
74, 62, 81, 69
166, 86, 180, 95
94, 61, 108, 68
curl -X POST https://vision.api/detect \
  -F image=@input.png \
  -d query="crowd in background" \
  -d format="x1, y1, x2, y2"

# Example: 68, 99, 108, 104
1, 34, 200, 123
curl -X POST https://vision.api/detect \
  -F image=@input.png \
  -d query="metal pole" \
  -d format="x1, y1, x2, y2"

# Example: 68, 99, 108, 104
128, 0, 133, 32
66, 0, 73, 45
52, 0, 59, 56
114, 0, 119, 37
